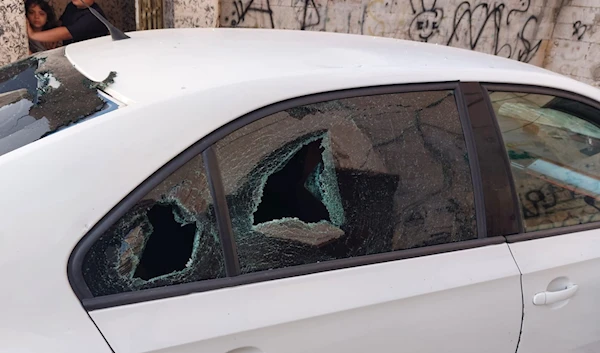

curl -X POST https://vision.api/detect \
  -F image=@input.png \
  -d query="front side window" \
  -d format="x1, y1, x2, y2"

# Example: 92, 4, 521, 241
214, 90, 478, 274
82, 154, 225, 296
490, 90, 600, 232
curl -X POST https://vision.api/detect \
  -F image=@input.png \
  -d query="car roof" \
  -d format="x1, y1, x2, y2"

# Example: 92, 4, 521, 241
64, 28, 600, 106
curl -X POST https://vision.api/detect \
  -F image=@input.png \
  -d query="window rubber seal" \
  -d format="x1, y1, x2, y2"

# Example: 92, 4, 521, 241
455, 83, 487, 239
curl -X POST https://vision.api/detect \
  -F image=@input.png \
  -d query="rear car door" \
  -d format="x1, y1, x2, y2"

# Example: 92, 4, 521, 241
486, 85, 600, 353
70, 84, 523, 353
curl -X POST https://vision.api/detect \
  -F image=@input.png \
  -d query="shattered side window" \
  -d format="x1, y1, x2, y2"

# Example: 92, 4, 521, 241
82, 154, 225, 296
215, 91, 477, 274
0, 47, 118, 158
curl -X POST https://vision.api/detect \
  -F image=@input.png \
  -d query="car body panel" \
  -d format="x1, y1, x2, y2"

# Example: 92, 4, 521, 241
509, 230, 600, 353
1, 28, 599, 353
0, 67, 453, 352
90, 243, 522, 353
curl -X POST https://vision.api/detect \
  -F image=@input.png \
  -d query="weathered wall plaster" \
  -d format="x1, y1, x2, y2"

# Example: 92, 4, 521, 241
166, 0, 220, 28
4, 0, 600, 90
219, 0, 563, 65
0, 0, 29, 67
544, 0, 600, 87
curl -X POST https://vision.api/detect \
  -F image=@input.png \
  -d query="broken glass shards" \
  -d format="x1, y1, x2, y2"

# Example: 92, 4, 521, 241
29, 48, 108, 131
0, 47, 118, 158
83, 155, 225, 296
349, 92, 477, 250
0, 57, 38, 98
216, 91, 478, 274
215, 98, 399, 273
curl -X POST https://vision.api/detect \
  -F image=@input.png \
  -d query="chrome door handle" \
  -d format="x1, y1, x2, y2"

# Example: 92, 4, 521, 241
533, 284, 579, 305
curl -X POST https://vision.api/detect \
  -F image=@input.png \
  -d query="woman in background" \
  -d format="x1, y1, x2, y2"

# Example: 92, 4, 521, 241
25, 0, 60, 54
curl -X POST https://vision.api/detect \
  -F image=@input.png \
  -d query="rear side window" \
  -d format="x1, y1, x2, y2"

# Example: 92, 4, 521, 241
79, 89, 479, 299
214, 90, 478, 274
82, 154, 225, 296
490, 91, 600, 232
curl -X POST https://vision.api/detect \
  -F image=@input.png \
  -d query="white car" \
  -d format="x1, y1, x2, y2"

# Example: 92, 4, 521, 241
1, 28, 599, 353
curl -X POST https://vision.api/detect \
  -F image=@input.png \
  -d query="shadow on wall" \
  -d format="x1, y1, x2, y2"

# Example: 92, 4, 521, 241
49, 0, 136, 32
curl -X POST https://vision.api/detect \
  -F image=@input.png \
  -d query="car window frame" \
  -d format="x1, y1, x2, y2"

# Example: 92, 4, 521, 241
481, 83, 600, 243
68, 82, 502, 311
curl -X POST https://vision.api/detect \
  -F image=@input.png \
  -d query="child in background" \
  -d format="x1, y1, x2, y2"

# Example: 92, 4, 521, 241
26, 0, 109, 46
25, 0, 60, 54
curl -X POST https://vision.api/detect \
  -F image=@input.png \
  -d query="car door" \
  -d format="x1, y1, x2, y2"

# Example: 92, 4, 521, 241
70, 84, 523, 353
486, 85, 600, 353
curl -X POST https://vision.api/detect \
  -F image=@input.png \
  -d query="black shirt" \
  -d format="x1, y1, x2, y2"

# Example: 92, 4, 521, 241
59, 3, 109, 45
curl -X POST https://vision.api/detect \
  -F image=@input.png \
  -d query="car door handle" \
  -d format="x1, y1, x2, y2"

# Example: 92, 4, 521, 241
533, 284, 579, 305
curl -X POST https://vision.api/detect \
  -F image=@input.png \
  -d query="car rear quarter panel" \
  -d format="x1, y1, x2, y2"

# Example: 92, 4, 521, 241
2, 64, 600, 351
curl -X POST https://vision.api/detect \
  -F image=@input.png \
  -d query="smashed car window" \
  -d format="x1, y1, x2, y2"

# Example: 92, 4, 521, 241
215, 91, 478, 274
0, 47, 119, 158
83, 154, 225, 296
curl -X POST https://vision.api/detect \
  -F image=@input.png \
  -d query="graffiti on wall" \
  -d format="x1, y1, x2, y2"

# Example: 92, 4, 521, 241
443, 0, 542, 62
295, 0, 321, 30
225, 0, 321, 29
408, 0, 443, 42
0, 0, 28, 66
227, 0, 274, 28
572, 21, 588, 41
518, 181, 600, 231
221, 0, 548, 64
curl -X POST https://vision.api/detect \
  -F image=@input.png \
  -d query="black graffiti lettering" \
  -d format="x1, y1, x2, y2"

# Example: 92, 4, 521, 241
230, 0, 275, 28
522, 184, 560, 219
445, 0, 541, 63
573, 21, 588, 41
408, 0, 444, 42
409, 0, 418, 14
447, 2, 506, 52
507, 0, 531, 24
299, 0, 321, 30
516, 15, 542, 63
584, 196, 600, 212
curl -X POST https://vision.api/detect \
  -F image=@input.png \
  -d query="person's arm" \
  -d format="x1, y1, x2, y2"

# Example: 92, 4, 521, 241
44, 41, 62, 50
27, 21, 72, 43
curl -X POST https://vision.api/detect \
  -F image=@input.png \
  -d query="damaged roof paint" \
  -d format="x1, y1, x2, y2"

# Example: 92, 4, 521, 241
0, 47, 120, 158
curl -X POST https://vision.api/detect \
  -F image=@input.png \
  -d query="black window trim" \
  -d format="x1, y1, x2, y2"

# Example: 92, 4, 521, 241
460, 82, 522, 237
481, 82, 600, 243
68, 81, 494, 310
455, 83, 487, 239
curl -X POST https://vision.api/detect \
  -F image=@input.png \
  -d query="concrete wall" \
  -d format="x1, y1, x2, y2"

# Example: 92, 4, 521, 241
3, 0, 600, 90
0, 0, 29, 67
544, 0, 600, 87
219, 0, 563, 65
164, 0, 219, 28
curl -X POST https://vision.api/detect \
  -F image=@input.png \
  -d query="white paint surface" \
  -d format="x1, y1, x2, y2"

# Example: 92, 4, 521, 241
2, 27, 600, 353
509, 230, 600, 353
91, 243, 522, 353
64, 28, 600, 108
